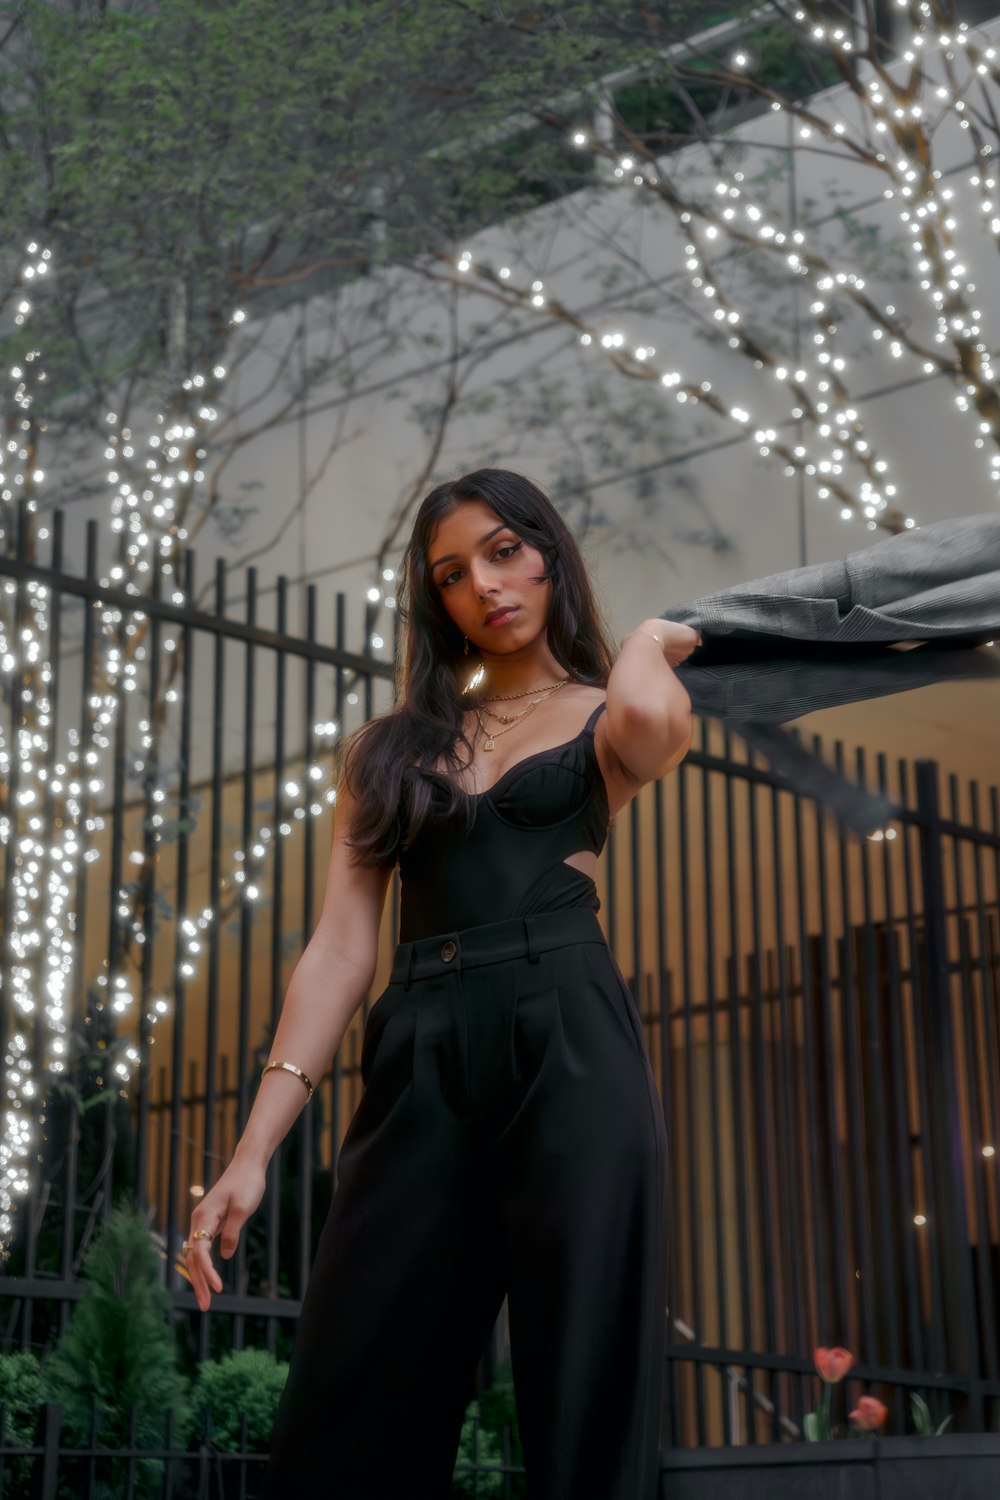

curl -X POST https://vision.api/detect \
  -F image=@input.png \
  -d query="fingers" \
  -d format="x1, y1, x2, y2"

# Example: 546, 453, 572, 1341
183, 1165, 265, 1311
219, 1224, 240, 1260
666, 630, 701, 666
655, 620, 703, 661
185, 1241, 223, 1313
185, 1210, 249, 1310
185, 1205, 226, 1312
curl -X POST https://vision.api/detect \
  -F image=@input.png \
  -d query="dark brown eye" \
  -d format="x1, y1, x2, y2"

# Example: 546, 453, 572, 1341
440, 540, 521, 587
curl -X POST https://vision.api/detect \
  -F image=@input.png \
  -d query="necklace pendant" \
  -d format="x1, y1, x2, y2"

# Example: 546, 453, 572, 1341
484, 736, 495, 751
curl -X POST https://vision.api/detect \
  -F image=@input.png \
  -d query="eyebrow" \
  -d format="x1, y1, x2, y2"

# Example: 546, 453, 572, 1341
429, 523, 507, 572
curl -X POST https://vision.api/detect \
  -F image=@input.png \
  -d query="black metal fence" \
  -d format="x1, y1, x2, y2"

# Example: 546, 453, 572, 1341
604, 721, 1000, 1446
2, 504, 999, 1460
0, 1399, 524, 1499
1, 505, 398, 1364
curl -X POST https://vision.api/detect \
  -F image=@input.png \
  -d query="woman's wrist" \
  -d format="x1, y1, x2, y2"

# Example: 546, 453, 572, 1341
620, 618, 702, 665
621, 620, 666, 648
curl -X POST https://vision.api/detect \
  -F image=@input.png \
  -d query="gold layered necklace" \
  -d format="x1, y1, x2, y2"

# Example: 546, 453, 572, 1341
470, 676, 571, 751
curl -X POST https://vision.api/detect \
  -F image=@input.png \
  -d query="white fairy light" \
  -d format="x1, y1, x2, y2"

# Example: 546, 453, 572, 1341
0, 246, 85, 1245
476, 8, 1000, 526
454, 227, 907, 525
9, 2, 999, 1243
1, 260, 352, 1255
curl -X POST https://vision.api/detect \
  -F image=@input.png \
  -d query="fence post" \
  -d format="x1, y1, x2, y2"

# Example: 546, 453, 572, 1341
914, 758, 984, 1428
32, 1402, 61, 1500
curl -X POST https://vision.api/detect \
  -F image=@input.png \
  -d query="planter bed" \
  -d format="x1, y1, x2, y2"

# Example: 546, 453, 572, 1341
659, 1431, 1000, 1499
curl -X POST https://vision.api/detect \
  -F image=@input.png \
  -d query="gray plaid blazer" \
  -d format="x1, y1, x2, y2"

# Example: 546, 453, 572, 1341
660, 513, 1000, 832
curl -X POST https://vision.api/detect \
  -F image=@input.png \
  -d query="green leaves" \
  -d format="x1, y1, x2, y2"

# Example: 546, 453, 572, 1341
42, 1204, 192, 1495
453, 1397, 507, 1497
910, 1392, 954, 1437
803, 1410, 821, 1442
0, 1, 679, 422
804, 1400, 832, 1442
190, 1348, 289, 1453
0, 1351, 44, 1492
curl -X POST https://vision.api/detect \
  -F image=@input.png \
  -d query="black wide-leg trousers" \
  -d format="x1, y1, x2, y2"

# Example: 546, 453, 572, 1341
256, 907, 668, 1500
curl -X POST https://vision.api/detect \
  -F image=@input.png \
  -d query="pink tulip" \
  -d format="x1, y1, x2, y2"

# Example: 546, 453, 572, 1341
814, 1346, 855, 1383
850, 1396, 889, 1431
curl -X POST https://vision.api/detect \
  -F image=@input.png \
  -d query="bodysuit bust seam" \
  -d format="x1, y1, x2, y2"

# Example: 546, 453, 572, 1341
411, 700, 606, 804
482, 763, 607, 833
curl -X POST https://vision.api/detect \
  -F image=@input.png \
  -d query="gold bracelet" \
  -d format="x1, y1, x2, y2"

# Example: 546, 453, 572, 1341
261, 1059, 315, 1101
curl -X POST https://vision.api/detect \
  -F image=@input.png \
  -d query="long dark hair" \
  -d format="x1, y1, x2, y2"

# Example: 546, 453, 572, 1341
336, 468, 618, 866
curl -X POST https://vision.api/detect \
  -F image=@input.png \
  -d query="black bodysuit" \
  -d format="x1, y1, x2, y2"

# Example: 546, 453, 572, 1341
259, 695, 668, 1500
398, 699, 610, 940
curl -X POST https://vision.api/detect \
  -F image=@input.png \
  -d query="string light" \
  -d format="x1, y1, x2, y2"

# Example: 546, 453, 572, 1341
0, 250, 356, 1254
6, 1, 999, 1248
439, 242, 914, 534
84, 298, 354, 1110
421, 2, 1000, 557
0, 244, 73, 1247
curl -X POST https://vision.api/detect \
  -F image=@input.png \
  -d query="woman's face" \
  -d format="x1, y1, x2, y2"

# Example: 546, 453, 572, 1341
427, 499, 552, 655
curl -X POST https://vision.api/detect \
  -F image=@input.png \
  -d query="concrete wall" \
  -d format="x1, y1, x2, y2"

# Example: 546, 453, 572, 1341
42, 14, 999, 790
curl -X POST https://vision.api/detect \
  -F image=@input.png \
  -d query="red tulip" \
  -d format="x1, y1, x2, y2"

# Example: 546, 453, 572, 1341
850, 1396, 889, 1431
814, 1346, 855, 1383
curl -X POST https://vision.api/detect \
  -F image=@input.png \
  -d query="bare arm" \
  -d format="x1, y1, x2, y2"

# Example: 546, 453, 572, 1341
231, 927, 385, 1173
606, 618, 699, 782
233, 827, 393, 1172
184, 771, 394, 1309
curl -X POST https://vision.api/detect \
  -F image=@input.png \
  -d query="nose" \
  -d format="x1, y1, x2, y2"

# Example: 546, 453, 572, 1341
469, 560, 498, 599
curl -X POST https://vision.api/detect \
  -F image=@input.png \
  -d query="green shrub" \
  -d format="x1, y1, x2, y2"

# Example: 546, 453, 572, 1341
475, 1362, 525, 1495
42, 1203, 191, 1498
190, 1348, 288, 1453
452, 1398, 504, 1497
0, 1349, 44, 1491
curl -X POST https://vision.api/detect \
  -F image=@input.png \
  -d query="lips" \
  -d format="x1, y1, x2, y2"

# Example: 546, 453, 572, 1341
484, 606, 518, 625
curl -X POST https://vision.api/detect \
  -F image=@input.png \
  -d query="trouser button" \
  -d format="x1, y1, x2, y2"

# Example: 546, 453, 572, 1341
440, 940, 457, 961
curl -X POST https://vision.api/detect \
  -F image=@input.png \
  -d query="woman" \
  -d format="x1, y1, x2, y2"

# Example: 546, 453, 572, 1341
181, 468, 699, 1499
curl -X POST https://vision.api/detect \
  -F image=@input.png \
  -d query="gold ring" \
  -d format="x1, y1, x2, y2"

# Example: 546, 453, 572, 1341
190, 1228, 214, 1243
180, 1241, 190, 1257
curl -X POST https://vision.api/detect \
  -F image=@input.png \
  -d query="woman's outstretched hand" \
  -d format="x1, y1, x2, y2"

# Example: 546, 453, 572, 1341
182, 1153, 267, 1312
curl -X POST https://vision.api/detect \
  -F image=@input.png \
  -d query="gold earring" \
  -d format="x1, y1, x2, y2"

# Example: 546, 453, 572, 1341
464, 635, 469, 655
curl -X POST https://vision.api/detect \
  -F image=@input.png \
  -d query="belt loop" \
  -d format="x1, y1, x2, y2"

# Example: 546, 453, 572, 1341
524, 914, 540, 964
404, 943, 416, 990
